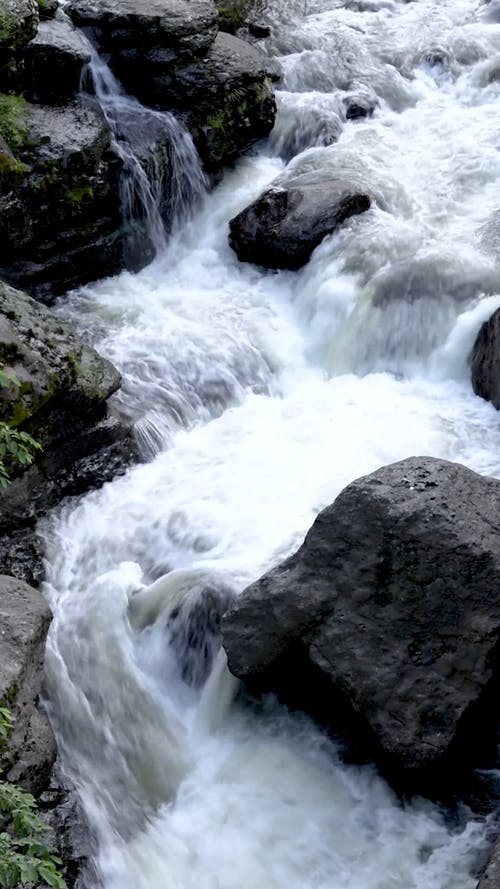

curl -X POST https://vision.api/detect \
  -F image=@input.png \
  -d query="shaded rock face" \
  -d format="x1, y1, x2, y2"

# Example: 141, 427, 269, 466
471, 306, 500, 409
0, 99, 125, 299
23, 14, 91, 104
223, 457, 500, 794
228, 179, 371, 269
0, 281, 138, 583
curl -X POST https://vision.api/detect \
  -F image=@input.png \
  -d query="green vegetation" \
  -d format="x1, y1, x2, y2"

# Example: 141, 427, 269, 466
0, 93, 28, 152
66, 184, 94, 206
216, 0, 248, 34
0, 9, 18, 47
0, 711, 66, 889
0, 365, 41, 487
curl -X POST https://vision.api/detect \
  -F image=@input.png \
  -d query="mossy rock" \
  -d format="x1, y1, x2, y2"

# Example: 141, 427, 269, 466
37, 0, 57, 19
0, 92, 28, 151
0, 100, 125, 297
0, 0, 38, 53
0, 279, 121, 434
216, 0, 248, 33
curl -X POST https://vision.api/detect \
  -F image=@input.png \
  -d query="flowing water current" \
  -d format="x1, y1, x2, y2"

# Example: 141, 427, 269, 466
42, 0, 500, 886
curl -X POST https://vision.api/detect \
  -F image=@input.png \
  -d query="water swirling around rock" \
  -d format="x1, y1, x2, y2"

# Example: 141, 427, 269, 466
43, 1, 500, 887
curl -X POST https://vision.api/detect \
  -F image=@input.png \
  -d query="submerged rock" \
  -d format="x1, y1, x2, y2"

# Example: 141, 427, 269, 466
223, 457, 500, 794
471, 306, 500, 409
229, 179, 371, 269
0, 280, 137, 582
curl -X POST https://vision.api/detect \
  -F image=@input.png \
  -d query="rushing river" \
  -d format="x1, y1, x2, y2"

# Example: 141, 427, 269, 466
42, 0, 500, 886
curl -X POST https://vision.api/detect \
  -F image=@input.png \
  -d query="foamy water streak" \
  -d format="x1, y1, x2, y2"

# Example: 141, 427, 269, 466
44, 0, 500, 886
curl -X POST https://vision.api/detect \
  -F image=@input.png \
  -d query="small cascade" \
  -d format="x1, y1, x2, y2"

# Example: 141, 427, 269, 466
84, 45, 207, 265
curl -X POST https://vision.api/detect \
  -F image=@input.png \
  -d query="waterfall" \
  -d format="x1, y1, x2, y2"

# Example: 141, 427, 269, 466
83, 43, 207, 265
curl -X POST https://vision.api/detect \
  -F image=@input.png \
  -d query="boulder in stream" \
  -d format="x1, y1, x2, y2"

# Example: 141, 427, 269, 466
223, 456, 500, 794
228, 179, 371, 269
471, 306, 500, 409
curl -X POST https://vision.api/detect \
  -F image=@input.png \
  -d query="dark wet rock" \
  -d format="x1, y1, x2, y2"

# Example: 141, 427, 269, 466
168, 583, 235, 687
37, 765, 101, 889
0, 280, 138, 583
0, 99, 124, 298
343, 91, 378, 120
113, 31, 277, 170
38, 0, 58, 19
471, 307, 500, 410
223, 457, 500, 794
23, 14, 91, 104
229, 179, 371, 269
247, 20, 270, 38
67, 0, 218, 63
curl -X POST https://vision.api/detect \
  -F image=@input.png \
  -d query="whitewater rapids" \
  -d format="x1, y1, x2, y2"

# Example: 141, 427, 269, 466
42, 0, 500, 886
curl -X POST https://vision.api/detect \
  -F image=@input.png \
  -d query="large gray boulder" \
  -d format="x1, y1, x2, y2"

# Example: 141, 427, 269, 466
0, 280, 137, 582
67, 0, 218, 61
228, 178, 371, 269
471, 306, 500, 409
223, 457, 500, 793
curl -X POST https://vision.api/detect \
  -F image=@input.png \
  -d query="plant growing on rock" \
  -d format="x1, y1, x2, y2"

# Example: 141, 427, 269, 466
0, 365, 41, 487
0, 709, 67, 889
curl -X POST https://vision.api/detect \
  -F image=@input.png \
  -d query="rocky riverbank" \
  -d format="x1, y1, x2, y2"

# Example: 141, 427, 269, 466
0, 0, 278, 883
0, 0, 277, 298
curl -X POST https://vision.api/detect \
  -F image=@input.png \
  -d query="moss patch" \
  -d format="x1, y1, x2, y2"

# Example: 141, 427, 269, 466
0, 2, 38, 51
216, 0, 248, 33
66, 184, 94, 206
0, 93, 28, 152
